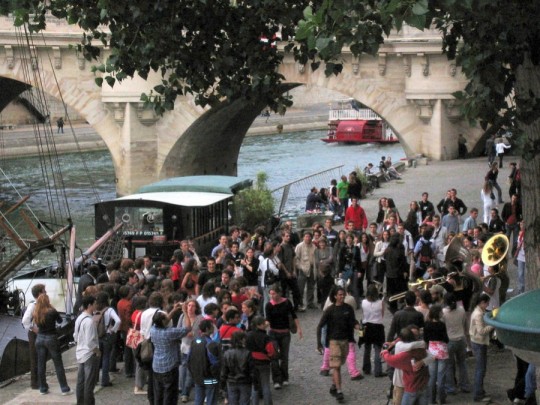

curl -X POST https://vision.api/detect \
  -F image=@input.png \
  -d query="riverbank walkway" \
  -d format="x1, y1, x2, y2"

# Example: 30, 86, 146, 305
0, 155, 528, 405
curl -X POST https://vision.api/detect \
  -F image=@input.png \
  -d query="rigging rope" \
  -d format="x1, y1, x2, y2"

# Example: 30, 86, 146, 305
15, 25, 72, 226
39, 32, 103, 206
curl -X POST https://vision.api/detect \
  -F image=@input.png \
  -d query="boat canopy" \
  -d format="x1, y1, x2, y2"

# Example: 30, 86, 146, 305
137, 175, 252, 195
116, 191, 233, 207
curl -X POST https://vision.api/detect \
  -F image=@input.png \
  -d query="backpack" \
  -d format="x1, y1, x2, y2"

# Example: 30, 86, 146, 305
417, 241, 433, 264
93, 307, 108, 338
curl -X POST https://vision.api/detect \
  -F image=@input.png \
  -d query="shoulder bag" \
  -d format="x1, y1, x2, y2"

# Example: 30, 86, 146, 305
126, 312, 143, 349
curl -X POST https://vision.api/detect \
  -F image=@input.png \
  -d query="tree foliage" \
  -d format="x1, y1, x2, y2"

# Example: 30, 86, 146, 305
295, 0, 540, 158
1, 0, 310, 114
232, 172, 274, 232
2, 0, 540, 139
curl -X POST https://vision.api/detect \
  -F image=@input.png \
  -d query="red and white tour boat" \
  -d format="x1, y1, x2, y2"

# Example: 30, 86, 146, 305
321, 99, 399, 144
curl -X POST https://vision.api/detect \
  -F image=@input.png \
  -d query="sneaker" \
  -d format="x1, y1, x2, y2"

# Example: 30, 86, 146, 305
134, 387, 148, 395
61, 389, 74, 396
181, 395, 189, 403
374, 372, 388, 378
474, 396, 491, 402
336, 392, 345, 402
329, 385, 337, 397
320, 369, 330, 376
282, 381, 289, 386
297, 306, 306, 312
351, 374, 364, 381
274, 383, 282, 390
40, 390, 49, 395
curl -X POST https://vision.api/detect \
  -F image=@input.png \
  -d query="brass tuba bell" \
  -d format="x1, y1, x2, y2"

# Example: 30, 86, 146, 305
445, 234, 471, 273
481, 234, 509, 267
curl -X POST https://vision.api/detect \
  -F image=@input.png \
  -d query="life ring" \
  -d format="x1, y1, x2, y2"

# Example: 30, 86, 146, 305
121, 213, 131, 223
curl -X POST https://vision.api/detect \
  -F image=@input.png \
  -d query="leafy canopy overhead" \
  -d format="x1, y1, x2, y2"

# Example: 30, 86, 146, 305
2, 0, 311, 114
294, 0, 540, 155
2, 0, 540, 144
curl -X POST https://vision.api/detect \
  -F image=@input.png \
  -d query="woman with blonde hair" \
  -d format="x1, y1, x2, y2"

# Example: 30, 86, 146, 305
480, 180, 496, 223
33, 294, 72, 395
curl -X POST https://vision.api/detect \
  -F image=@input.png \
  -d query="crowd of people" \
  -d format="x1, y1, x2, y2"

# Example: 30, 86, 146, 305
20, 151, 535, 405
304, 155, 401, 215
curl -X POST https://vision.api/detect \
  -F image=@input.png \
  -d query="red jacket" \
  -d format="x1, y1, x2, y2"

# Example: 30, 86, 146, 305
345, 205, 368, 230
382, 348, 429, 393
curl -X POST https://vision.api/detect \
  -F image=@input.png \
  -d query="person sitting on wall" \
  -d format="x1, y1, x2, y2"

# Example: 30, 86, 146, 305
306, 187, 325, 213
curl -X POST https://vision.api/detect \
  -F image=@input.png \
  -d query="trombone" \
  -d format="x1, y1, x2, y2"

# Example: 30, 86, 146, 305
387, 275, 451, 302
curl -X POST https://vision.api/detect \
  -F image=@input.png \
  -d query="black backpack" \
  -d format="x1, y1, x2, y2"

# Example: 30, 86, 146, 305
417, 241, 433, 264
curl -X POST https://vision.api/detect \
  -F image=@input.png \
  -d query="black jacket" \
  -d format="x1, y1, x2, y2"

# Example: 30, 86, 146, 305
387, 307, 425, 341
501, 201, 522, 223
246, 328, 275, 365
188, 336, 221, 384
418, 200, 435, 220
221, 347, 253, 384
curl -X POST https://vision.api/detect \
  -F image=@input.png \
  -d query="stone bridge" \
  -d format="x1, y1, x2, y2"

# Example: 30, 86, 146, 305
0, 16, 484, 196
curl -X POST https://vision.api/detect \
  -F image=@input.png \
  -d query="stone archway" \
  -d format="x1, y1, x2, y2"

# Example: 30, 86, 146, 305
277, 51, 485, 161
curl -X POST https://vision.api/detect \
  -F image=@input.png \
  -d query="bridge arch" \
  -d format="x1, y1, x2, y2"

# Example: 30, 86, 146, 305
277, 51, 485, 161
0, 22, 487, 195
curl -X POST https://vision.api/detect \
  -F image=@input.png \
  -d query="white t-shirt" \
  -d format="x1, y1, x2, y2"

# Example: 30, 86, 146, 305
361, 299, 384, 324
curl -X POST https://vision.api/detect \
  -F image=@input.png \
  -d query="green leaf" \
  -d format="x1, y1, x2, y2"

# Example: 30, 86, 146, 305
303, 6, 313, 20
295, 21, 312, 41
405, 14, 426, 30
412, 0, 429, 16
104, 76, 116, 88
316, 37, 332, 51
95, 77, 104, 87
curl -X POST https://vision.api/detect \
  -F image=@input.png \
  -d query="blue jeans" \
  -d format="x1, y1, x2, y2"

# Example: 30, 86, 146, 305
252, 363, 272, 405
506, 223, 519, 252
227, 382, 251, 405
99, 332, 116, 385
445, 338, 470, 393
489, 180, 503, 203
179, 352, 193, 397
401, 387, 428, 405
154, 367, 179, 405
517, 260, 526, 294
472, 342, 488, 400
194, 382, 218, 405
269, 331, 291, 384
362, 343, 382, 376
428, 359, 447, 403
76, 354, 99, 405
36, 333, 70, 394
526, 364, 537, 398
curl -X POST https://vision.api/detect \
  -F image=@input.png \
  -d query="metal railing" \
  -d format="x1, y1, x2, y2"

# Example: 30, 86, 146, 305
271, 165, 344, 217
329, 108, 381, 121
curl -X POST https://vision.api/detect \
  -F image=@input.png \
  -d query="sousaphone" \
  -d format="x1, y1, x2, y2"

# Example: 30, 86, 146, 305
481, 234, 510, 271
445, 234, 471, 273
445, 234, 481, 293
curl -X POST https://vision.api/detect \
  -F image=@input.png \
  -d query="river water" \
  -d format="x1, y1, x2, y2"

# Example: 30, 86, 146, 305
1, 129, 403, 250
